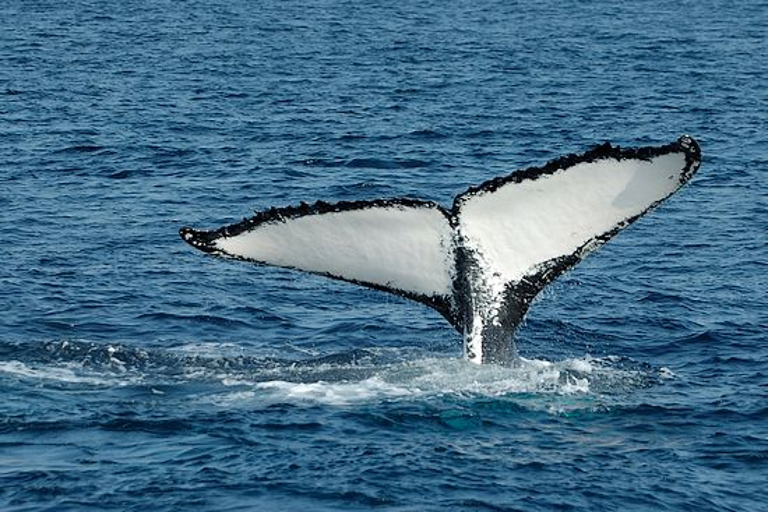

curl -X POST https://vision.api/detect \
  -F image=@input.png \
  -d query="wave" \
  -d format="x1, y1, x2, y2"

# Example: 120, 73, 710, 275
52, 144, 107, 154
297, 157, 432, 170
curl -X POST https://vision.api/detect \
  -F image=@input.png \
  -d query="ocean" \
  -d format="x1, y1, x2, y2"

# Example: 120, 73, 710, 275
1, 0, 766, 510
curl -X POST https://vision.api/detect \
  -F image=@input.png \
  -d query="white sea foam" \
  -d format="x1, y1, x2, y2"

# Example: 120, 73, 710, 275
204, 356, 600, 407
0, 360, 136, 386
253, 376, 414, 405
168, 341, 247, 358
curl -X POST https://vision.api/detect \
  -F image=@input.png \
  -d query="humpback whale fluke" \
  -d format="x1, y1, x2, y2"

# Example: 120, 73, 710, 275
180, 136, 701, 365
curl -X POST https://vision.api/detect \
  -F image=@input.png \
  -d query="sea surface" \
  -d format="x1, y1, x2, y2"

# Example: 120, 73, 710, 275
1, 0, 766, 510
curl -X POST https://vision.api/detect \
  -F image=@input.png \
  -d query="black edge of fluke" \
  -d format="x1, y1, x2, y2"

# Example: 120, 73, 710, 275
180, 197, 450, 249
179, 227, 220, 254
676, 134, 702, 183
453, 134, 701, 211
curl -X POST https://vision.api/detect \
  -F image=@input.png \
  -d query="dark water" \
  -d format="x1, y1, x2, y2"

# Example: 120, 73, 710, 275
2, 0, 766, 510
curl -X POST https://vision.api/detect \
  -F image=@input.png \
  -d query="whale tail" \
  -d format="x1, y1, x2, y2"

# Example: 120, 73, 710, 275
181, 135, 701, 364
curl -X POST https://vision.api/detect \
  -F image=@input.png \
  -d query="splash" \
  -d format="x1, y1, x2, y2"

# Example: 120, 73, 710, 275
0, 341, 669, 409
204, 354, 667, 408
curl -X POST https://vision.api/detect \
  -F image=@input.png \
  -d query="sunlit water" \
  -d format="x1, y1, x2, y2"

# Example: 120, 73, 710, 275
1, 0, 766, 510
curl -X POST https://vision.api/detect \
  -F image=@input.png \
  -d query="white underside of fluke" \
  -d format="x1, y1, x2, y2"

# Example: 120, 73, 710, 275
215, 204, 455, 297
457, 153, 687, 285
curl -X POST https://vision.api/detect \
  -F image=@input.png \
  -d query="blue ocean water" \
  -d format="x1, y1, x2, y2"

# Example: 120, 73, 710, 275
1, 0, 766, 510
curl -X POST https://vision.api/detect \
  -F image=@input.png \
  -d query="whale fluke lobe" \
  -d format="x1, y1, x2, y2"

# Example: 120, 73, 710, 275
181, 198, 461, 326
181, 136, 701, 365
